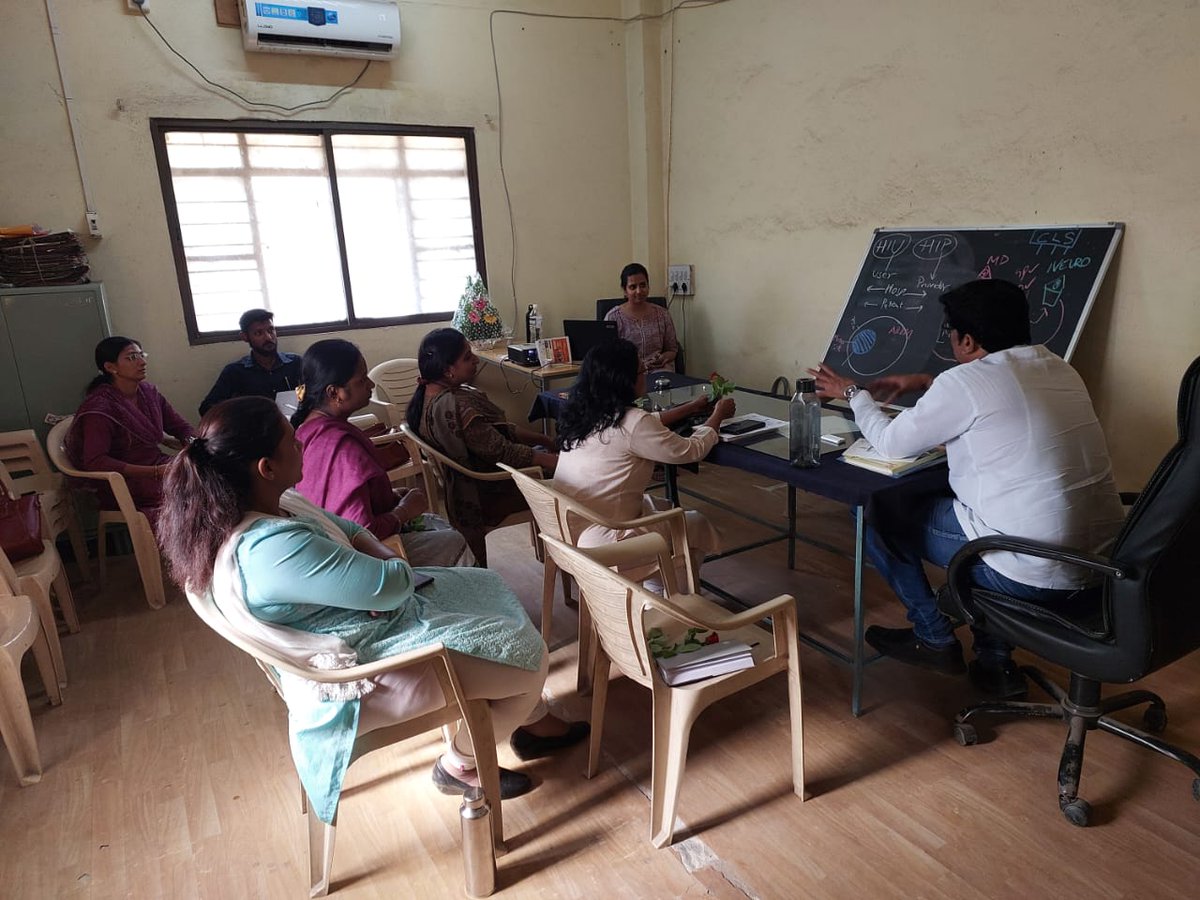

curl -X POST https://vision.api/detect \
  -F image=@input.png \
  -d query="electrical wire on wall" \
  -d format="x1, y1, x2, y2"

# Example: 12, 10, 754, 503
131, 6, 372, 115
488, 0, 735, 329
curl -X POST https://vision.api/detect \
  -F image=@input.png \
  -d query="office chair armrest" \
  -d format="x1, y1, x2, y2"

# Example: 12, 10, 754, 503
945, 534, 1128, 623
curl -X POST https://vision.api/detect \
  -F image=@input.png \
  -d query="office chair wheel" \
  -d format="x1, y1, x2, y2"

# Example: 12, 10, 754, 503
953, 723, 978, 746
1060, 797, 1091, 827
1142, 705, 1167, 733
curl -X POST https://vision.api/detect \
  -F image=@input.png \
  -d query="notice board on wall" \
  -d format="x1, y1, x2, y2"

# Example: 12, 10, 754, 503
821, 224, 1123, 405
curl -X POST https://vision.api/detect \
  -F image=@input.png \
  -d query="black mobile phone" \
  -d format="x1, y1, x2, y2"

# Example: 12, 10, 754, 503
413, 571, 435, 591
720, 419, 766, 436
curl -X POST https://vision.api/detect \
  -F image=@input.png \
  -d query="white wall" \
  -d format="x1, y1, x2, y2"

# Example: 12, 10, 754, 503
5, 0, 1197, 485
0, 0, 633, 419
663, 0, 1200, 486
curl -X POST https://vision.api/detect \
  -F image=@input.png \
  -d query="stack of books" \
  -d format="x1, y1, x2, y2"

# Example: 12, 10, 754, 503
839, 437, 947, 477
655, 640, 755, 686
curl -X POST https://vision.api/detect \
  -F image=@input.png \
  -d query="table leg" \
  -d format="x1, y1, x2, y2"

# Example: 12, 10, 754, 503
663, 463, 680, 506
787, 485, 797, 570
852, 504, 866, 718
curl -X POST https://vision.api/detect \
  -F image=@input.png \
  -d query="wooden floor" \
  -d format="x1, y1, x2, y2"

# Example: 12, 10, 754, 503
3, 465, 1199, 898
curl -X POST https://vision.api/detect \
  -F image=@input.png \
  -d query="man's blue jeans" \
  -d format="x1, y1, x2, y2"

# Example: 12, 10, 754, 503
864, 495, 1073, 665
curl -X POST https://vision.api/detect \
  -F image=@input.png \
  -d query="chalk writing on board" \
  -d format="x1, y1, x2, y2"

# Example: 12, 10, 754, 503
823, 225, 1123, 405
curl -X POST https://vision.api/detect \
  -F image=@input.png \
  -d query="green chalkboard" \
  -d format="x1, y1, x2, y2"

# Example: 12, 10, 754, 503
822, 224, 1123, 404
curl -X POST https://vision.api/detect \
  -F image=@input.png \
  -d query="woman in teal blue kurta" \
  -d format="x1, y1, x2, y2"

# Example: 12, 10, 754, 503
158, 397, 587, 824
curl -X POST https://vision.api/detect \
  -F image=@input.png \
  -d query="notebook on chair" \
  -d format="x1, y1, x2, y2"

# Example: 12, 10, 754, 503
563, 319, 618, 362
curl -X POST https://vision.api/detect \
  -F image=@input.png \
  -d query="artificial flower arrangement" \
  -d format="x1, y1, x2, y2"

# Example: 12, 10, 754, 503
451, 273, 506, 346
708, 371, 737, 399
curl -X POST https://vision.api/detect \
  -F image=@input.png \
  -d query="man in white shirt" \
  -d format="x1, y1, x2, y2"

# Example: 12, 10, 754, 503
813, 279, 1124, 698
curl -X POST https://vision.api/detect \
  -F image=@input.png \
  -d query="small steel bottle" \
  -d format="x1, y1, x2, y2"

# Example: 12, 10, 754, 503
459, 786, 496, 897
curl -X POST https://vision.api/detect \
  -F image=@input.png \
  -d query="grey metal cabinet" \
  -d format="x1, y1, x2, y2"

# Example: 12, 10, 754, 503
0, 283, 111, 441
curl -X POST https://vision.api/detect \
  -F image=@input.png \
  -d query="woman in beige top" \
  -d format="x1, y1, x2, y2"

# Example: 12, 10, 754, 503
553, 338, 735, 578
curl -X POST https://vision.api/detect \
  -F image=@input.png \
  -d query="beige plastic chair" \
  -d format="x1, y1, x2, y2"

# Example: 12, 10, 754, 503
540, 531, 804, 848
0, 593, 62, 786
186, 587, 502, 897
368, 428, 423, 489
0, 429, 91, 582
397, 424, 542, 565
499, 462, 697, 691
0, 533, 75, 689
46, 416, 167, 610
367, 358, 420, 428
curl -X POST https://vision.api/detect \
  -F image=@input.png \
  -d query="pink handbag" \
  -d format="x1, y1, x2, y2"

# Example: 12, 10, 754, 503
0, 492, 43, 562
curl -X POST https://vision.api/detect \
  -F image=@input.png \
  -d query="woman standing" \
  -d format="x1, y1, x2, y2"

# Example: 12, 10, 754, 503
554, 338, 735, 579
291, 339, 470, 567
407, 328, 558, 566
604, 263, 679, 372
67, 336, 195, 529
158, 398, 587, 822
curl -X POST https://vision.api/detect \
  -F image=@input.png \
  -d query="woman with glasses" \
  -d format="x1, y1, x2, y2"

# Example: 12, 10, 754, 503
66, 335, 195, 530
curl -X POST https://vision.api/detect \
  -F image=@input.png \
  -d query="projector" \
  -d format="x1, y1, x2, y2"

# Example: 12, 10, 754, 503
507, 343, 540, 366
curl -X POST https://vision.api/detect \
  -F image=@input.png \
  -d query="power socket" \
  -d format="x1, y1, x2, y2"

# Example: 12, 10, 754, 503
127, 0, 148, 12
667, 264, 694, 296
85, 211, 102, 237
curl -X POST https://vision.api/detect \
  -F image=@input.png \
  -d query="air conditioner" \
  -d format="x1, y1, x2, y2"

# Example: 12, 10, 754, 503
240, 1, 401, 60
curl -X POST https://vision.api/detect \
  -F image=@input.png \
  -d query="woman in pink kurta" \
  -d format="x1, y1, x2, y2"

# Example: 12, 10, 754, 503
67, 336, 196, 529
291, 339, 470, 567
553, 338, 736, 578
603, 262, 679, 373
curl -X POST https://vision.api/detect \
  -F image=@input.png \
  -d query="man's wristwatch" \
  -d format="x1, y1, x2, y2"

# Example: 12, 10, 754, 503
843, 384, 865, 402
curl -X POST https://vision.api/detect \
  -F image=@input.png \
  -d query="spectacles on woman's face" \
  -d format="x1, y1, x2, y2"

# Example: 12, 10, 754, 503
122, 351, 150, 362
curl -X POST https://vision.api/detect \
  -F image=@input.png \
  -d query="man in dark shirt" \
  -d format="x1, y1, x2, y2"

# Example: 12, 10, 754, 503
199, 309, 302, 415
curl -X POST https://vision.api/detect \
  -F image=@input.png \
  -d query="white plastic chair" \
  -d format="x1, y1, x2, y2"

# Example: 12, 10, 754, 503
46, 416, 167, 610
499, 462, 697, 692
397, 424, 542, 566
186, 587, 502, 897
367, 358, 420, 428
540, 531, 804, 848
0, 593, 62, 785
0, 429, 91, 582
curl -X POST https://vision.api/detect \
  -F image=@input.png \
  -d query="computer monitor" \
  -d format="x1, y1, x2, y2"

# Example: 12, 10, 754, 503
562, 319, 618, 362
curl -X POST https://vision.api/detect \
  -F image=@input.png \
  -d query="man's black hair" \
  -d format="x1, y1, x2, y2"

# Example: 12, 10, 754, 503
239, 308, 274, 334
939, 279, 1031, 353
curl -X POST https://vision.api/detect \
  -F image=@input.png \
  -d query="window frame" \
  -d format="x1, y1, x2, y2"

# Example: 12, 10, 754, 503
149, 118, 487, 345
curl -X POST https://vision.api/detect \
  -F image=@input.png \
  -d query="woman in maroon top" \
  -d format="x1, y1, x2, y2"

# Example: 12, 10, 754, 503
66, 336, 195, 530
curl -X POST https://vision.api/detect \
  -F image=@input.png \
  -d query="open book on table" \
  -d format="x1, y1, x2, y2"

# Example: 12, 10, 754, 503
654, 640, 756, 686
839, 437, 947, 477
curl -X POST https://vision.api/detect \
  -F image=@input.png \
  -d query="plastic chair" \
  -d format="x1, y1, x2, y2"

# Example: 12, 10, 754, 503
0, 429, 91, 581
186, 587, 502, 897
0, 593, 62, 785
499, 462, 698, 691
397, 424, 542, 566
540, 531, 804, 848
0, 530, 75, 689
367, 358, 420, 429
45, 416, 167, 610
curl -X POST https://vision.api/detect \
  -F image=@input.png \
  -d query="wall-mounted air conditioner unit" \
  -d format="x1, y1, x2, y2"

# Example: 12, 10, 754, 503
240, 1, 400, 60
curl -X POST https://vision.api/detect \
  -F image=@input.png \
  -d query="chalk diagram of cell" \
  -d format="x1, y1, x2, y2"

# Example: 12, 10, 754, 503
841, 315, 911, 377
1030, 274, 1066, 346
911, 233, 958, 278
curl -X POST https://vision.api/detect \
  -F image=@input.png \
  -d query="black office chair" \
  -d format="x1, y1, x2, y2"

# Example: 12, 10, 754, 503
938, 355, 1200, 827
596, 297, 685, 374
